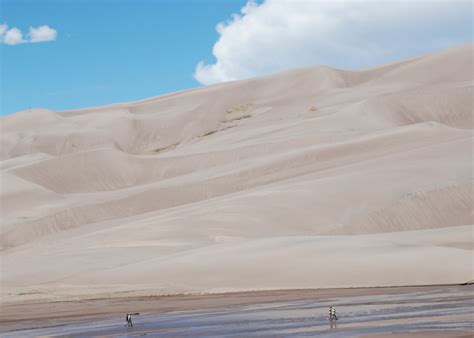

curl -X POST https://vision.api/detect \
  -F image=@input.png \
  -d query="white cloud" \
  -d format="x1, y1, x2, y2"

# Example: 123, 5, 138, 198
29, 25, 57, 43
3, 27, 25, 45
195, 0, 472, 85
0, 23, 58, 45
0, 24, 7, 36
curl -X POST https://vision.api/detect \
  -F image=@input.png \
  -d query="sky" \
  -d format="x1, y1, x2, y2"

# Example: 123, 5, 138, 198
0, 0, 472, 115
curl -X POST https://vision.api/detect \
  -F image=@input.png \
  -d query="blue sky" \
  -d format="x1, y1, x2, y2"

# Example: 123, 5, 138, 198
1, 0, 472, 115
1, 0, 247, 115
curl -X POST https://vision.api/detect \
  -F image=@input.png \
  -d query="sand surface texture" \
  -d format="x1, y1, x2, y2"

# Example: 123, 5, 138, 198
1, 44, 473, 302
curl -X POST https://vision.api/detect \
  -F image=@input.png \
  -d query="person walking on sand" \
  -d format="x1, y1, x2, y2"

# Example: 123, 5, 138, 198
328, 306, 337, 320
126, 313, 139, 327
330, 306, 337, 320
126, 313, 133, 327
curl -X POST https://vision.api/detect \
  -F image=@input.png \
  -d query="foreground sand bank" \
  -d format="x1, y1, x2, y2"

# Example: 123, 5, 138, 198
2, 225, 473, 304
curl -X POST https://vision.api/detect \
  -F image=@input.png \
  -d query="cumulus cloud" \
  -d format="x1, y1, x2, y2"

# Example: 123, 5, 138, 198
0, 23, 57, 45
3, 27, 25, 45
195, 0, 472, 85
29, 25, 58, 43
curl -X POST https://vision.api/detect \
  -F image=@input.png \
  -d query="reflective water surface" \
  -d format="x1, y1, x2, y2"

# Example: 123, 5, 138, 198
2, 285, 472, 337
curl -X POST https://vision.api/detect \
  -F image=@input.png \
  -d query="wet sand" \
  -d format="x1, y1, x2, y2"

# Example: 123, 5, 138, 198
1, 285, 472, 337
363, 330, 473, 337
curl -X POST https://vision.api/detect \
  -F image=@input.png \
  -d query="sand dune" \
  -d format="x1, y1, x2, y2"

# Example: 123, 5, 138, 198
0, 44, 473, 302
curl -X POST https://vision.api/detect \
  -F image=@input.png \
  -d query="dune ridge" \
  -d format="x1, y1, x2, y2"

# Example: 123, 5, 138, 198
0, 44, 473, 302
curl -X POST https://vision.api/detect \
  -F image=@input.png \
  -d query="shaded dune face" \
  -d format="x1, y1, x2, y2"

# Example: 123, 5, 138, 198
0, 44, 473, 299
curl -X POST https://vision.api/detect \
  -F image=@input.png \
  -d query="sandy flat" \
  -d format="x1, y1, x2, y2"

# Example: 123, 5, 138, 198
363, 331, 473, 338
1, 44, 473, 303
1, 285, 472, 337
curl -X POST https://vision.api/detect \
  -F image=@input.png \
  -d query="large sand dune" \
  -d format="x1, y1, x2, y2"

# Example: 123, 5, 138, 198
0, 44, 473, 303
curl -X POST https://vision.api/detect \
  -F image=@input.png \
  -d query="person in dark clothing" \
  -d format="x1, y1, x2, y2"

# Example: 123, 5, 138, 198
126, 313, 139, 327
126, 313, 133, 327
332, 307, 337, 320
329, 306, 337, 320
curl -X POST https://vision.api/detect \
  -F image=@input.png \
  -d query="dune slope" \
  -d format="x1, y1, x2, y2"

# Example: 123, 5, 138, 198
0, 44, 473, 303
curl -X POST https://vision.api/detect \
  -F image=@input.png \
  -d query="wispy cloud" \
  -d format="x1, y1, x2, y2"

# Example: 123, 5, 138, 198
0, 23, 57, 45
195, 0, 472, 85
